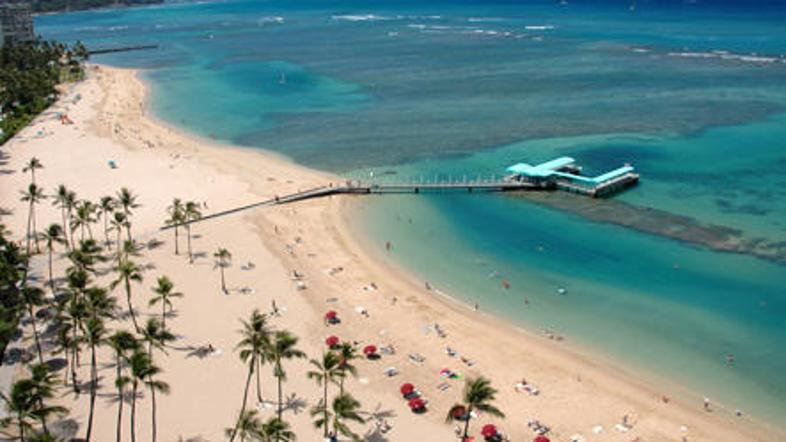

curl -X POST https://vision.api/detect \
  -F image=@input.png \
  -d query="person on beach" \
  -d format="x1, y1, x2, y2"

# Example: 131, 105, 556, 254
703, 397, 711, 411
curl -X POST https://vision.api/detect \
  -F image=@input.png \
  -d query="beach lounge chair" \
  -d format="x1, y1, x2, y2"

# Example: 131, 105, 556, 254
383, 367, 399, 377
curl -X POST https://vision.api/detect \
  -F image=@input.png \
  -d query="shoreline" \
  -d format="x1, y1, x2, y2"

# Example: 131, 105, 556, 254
137, 64, 786, 436
0, 64, 781, 440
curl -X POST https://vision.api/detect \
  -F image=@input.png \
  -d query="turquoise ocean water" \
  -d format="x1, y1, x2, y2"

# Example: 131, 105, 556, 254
36, 0, 786, 426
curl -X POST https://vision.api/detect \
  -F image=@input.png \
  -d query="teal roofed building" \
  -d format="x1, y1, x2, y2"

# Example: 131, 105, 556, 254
505, 157, 638, 197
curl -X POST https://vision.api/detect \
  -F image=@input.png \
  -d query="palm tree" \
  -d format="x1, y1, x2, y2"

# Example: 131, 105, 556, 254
51, 185, 72, 250
71, 200, 96, 242
84, 317, 106, 442
22, 157, 44, 185
107, 330, 139, 442
109, 212, 129, 261
0, 379, 38, 441
148, 276, 182, 330
213, 248, 232, 294
27, 363, 61, 436
165, 198, 184, 255
265, 331, 306, 421
336, 342, 358, 396
40, 224, 64, 294
0, 366, 66, 441
311, 393, 364, 442
20, 183, 46, 254
140, 318, 174, 442
110, 259, 143, 332
97, 196, 116, 248
225, 410, 264, 442
230, 310, 271, 442
116, 188, 139, 242
307, 351, 343, 438
59, 279, 88, 391
20, 285, 47, 365
67, 239, 104, 276
259, 417, 296, 442
183, 201, 201, 263
446, 377, 505, 440
128, 350, 153, 442
64, 190, 77, 249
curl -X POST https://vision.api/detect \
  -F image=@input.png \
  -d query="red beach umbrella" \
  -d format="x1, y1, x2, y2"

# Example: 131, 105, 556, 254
325, 335, 339, 348
400, 383, 415, 396
481, 424, 498, 438
325, 310, 338, 320
451, 406, 467, 420
533, 436, 550, 442
408, 397, 425, 410
363, 344, 378, 356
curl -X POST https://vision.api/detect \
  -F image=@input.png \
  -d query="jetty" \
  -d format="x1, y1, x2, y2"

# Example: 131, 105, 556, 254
162, 157, 638, 229
88, 44, 159, 55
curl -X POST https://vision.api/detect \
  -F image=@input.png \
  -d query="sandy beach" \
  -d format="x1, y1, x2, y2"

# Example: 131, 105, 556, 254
0, 65, 781, 441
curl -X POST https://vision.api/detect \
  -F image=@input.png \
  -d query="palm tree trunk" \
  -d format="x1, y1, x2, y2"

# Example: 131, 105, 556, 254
25, 202, 33, 255
186, 225, 192, 263
339, 371, 345, 396
229, 364, 255, 442
130, 380, 138, 442
104, 215, 110, 249
86, 223, 94, 241
462, 406, 473, 439
32, 206, 40, 254
174, 225, 179, 255
71, 350, 80, 394
48, 246, 56, 294
220, 267, 226, 294
162, 303, 167, 330
28, 305, 44, 365
71, 327, 80, 392
125, 280, 139, 332
68, 209, 76, 248
277, 365, 283, 420
116, 354, 124, 442
86, 342, 98, 441
255, 356, 263, 403
125, 219, 132, 243
18, 411, 25, 442
116, 229, 122, 261
61, 207, 70, 250
150, 377, 158, 442
323, 378, 329, 437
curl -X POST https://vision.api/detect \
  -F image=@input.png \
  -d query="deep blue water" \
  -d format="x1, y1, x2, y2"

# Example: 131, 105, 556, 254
36, 0, 786, 426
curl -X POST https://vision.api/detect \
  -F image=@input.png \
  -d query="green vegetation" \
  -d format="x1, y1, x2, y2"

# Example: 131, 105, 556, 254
1, 40, 88, 144
0, 224, 27, 366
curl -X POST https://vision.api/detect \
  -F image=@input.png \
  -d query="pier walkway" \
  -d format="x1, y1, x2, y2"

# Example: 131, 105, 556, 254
161, 179, 537, 229
161, 157, 639, 230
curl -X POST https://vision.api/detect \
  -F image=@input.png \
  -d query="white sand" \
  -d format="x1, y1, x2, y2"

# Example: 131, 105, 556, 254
0, 65, 781, 441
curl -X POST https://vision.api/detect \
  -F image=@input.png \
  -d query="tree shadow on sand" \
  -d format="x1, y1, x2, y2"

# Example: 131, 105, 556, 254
50, 417, 80, 441
281, 393, 308, 415
178, 436, 209, 442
